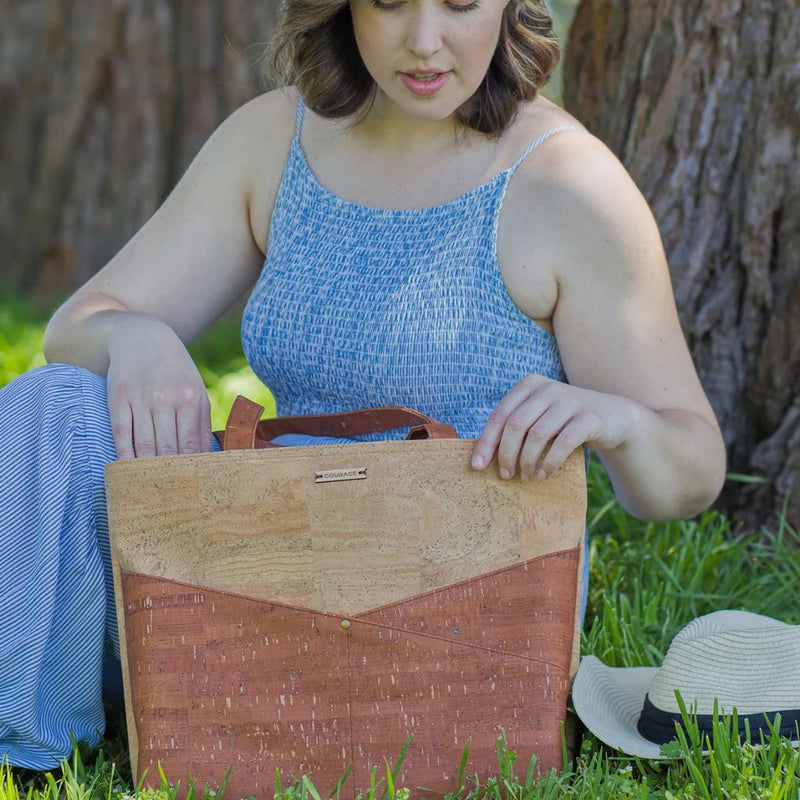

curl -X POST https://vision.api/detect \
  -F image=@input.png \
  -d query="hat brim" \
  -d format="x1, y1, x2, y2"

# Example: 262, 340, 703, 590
574, 611, 800, 759
571, 656, 668, 759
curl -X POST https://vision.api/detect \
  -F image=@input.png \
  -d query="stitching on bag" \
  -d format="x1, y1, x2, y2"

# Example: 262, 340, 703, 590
356, 545, 581, 618
121, 546, 578, 623
345, 629, 356, 792
122, 546, 580, 677
125, 567, 573, 677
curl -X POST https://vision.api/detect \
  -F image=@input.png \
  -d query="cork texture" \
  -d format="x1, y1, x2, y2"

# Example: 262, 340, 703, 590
122, 549, 578, 797
106, 441, 586, 796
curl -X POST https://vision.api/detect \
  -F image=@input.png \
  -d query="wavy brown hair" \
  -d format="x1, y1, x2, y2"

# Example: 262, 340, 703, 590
266, 0, 560, 137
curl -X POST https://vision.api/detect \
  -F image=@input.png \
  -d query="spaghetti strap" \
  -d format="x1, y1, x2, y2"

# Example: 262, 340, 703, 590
509, 124, 584, 174
295, 95, 305, 141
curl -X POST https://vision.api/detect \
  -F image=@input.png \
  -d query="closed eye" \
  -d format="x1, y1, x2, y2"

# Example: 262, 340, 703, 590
369, 0, 482, 9
448, 0, 481, 10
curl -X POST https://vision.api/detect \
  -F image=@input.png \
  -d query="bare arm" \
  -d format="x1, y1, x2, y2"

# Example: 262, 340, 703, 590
44, 91, 295, 457
473, 131, 726, 520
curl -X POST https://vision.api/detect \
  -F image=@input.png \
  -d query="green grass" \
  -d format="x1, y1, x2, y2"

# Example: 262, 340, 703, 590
185, 305, 276, 428
2, 295, 799, 798
0, 296, 275, 429
0, 296, 49, 385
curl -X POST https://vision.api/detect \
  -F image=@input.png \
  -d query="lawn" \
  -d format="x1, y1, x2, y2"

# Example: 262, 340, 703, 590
1, 295, 798, 799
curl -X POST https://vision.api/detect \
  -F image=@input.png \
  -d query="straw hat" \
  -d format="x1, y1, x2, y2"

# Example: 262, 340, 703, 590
571, 610, 800, 758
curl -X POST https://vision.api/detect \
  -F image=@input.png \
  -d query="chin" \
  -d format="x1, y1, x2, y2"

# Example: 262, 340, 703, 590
392, 94, 465, 123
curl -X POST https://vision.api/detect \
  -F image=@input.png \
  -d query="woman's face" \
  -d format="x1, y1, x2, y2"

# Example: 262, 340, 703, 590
349, 0, 508, 124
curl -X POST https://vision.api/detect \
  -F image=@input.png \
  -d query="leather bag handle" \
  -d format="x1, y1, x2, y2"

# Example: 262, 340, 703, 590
221, 396, 459, 451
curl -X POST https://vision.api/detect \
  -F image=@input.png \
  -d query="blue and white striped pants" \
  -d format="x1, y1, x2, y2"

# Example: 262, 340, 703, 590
0, 364, 221, 769
0, 364, 368, 768
0, 364, 590, 769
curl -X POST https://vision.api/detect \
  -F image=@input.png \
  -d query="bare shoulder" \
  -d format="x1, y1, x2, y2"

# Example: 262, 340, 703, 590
497, 99, 664, 323
499, 101, 718, 435
509, 104, 663, 283
225, 87, 299, 150
63, 88, 302, 342
191, 87, 297, 177
208, 88, 299, 250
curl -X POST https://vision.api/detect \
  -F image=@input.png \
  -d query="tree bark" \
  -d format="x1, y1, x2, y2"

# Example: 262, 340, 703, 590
564, 0, 800, 529
3, 0, 797, 528
0, 0, 277, 296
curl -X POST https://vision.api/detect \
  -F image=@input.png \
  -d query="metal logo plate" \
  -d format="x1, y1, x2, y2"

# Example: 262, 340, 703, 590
314, 467, 367, 483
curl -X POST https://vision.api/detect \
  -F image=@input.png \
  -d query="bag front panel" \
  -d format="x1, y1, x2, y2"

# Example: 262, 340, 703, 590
120, 548, 578, 797
121, 573, 351, 795
106, 442, 586, 617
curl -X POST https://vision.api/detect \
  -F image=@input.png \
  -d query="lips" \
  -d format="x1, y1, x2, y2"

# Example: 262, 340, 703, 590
399, 71, 450, 97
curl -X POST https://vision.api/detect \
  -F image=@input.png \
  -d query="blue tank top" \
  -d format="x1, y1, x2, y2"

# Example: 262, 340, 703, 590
241, 98, 579, 440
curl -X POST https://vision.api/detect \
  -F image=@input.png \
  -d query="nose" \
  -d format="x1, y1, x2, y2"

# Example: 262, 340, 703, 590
405, 6, 443, 58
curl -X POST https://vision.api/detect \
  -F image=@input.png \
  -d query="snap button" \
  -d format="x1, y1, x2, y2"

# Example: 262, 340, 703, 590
340, 619, 351, 630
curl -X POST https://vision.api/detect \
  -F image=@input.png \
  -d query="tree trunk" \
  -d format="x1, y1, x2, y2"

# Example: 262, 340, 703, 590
564, 0, 800, 529
0, 0, 277, 297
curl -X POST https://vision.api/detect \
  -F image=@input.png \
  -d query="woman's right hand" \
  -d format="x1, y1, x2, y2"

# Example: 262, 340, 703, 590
104, 314, 212, 459
42, 94, 297, 458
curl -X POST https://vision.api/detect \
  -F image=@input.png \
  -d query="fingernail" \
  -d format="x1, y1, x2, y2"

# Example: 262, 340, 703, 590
472, 454, 486, 469
536, 469, 548, 480
500, 468, 511, 480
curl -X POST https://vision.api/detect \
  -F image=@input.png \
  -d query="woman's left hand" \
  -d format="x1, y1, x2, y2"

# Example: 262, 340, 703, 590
471, 374, 638, 480
465, 126, 725, 519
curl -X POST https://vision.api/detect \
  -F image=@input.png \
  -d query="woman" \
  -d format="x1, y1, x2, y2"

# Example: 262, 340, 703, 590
0, 0, 726, 769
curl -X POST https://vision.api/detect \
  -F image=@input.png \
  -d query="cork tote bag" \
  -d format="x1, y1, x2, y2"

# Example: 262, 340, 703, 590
105, 397, 587, 798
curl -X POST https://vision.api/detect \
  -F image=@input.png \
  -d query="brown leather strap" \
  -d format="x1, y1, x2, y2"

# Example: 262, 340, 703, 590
222, 396, 268, 451
255, 407, 458, 441
219, 396, 458, 451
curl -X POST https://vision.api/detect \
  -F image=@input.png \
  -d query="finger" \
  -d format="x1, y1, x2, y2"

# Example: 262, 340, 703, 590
472, 376, 549, 470
472, 415, 504, 470
130, 407, 158, 458
108, 400, 136, 460
175, 406, 203, 453
537, 412, 601, 478
494, 394, 557, 478
199, 395, 212, 452
515, 405, 576, 479
152, 406, 180, 456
